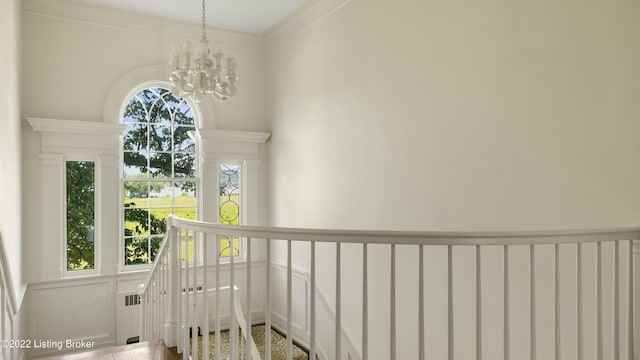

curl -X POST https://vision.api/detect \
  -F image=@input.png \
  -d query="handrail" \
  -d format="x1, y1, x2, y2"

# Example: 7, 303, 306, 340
139, 229, 171, 294
168, 216, 640, 246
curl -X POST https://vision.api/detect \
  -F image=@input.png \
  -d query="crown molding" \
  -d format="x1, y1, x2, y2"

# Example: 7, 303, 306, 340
264, 0, 352, 45
197, 129, 271, 144
196, 129, 270, 161
23, 0, 351, 49
22, 0, 265, 51
27, 117, 128, 136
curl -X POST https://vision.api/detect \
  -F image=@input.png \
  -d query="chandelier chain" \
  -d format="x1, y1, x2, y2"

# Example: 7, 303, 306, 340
201, 0, 207, 41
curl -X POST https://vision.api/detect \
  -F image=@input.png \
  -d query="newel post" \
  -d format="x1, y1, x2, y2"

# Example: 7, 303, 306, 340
165, 215, 181, 347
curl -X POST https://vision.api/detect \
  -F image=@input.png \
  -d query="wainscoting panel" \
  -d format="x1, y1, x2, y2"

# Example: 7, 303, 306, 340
25, 273, 147, 359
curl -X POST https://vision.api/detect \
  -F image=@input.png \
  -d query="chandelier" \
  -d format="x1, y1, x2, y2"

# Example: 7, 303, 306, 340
168, 0, 238, 102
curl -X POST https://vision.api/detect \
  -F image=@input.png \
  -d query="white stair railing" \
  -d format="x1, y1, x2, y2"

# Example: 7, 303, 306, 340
139, 216, 261, 360
141, 215, 638, 360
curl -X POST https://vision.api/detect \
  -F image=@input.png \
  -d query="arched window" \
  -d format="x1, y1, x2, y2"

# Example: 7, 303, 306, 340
121, 87, 197, 266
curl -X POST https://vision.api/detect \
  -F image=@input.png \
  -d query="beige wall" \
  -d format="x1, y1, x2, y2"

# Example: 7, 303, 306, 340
0, 0, 25, 303
266, 1, 640, 359
267, 0, 640, 232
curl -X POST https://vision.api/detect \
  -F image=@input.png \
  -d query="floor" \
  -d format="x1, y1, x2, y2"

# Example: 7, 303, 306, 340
35, 326, 307, 360
37, 340, 177, 360
191, 324, 308, 360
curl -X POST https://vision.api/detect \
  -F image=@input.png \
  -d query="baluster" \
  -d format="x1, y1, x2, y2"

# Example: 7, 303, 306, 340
161, 268, 164, 338
476, 245, 482, 360
168, 223, 180, 349
265, 239, 272, 360
596, 242, 603, 360
163, 257, 167, 338
144, 290, 148, 340
287, 239, 293, 360
614, 241, 620, 360
419, 244, 425, 360
215, 235, 221, 360
554, 243, 560, 360
151, 279, 156, 339
246, 237, 252, 360
157, 273, 161, 338
577, 243, 583, 360
203, 234, 209, 360
183, 230, 189, 358
148, 275, 153, 338
182, 229, 189, 359
627, 240, 635, 360
362, 243, 368, 360
149, 279, 153, 339
155, 262, 164, 339
165, 254, 169, 337
159, 258, 164, 343
153, 272, 156, 337
336, 241, 342, 360
158, 273, 161, 338
448, 245, 454, 360
140, 286, 147, 341
230, 234, 237, 360
310, 241, 317, 360
629, 239, 635, 360
175, 229, 181, 351
153, 271, 157, 338
390, 243, 396, 360
505, 245, 510, 360
530, 244, 536, 360
192, 231, 199, 360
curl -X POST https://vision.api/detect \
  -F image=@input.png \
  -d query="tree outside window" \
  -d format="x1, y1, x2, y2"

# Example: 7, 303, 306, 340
122, 87, 197, 266
66, 161, 95, 271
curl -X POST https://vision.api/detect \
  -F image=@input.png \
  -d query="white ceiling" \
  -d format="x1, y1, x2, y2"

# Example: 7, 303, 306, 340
64, 0, 307, 34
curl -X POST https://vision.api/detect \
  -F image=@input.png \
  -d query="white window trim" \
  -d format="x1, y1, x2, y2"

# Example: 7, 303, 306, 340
198, 129, 270, 265
118, 84, 201, 271
27, 117, 127, 280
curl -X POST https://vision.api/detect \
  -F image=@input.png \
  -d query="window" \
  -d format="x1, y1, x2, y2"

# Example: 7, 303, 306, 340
66, 160, 96, 271
121, 87, 197, 266
219, 163, 241, 257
